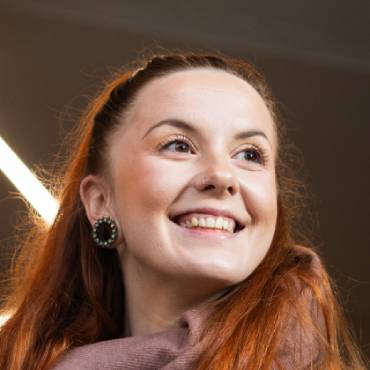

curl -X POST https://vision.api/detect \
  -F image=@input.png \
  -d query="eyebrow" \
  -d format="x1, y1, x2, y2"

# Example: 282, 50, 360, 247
142, 118, 271, 145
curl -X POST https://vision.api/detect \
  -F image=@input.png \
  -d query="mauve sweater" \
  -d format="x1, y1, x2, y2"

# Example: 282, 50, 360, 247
51, 245, 326, 370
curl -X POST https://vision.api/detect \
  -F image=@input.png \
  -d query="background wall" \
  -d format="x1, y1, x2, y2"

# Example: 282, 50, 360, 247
0, 0, 369, 359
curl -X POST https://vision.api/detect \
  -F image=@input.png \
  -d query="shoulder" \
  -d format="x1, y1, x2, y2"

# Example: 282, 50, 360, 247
276, 245, 328, 367
290, 244, 325, 278
285, 244, 327, 309
288, 244, 327, 311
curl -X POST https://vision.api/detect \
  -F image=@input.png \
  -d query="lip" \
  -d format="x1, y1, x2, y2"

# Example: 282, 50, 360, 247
170, 218, 240, 240
168, 207, 246, 232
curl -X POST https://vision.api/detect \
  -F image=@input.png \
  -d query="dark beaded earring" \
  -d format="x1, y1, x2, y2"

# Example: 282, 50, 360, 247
92, 216, 118, 248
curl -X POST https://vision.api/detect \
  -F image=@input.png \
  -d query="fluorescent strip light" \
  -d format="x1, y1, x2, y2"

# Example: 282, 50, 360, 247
0, 136, 59, 224
0, 312, 11, 327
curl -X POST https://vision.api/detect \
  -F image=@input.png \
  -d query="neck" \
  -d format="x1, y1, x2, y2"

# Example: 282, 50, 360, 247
121, 256, 230, 337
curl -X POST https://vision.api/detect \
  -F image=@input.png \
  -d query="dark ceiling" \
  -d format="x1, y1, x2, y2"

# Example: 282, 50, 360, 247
0, 0, 369, 358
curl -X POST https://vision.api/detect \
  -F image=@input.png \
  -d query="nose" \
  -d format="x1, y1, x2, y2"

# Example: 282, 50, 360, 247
193, 160, 240, 197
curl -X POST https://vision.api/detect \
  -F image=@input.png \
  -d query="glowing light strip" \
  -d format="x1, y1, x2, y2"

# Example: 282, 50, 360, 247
0, 136, 59, 224
0, 312, 11, 327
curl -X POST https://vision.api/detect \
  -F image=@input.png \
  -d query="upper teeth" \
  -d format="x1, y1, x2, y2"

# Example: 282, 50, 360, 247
180, 216, 234, 233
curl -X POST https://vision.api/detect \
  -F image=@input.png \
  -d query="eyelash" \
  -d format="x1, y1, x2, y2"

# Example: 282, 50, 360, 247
157, 134, 269, 165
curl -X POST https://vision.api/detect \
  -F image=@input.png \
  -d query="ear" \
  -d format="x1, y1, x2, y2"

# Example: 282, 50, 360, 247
80, 174, 112, 227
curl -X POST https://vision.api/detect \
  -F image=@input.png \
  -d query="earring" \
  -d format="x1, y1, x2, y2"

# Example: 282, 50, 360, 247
92, 216, 118, 248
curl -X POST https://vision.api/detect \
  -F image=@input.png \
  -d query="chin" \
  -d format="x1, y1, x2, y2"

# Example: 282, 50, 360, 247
184, 257, 250, 285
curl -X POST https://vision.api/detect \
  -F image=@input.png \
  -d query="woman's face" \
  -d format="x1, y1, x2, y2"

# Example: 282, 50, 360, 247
108, 67, 277, 295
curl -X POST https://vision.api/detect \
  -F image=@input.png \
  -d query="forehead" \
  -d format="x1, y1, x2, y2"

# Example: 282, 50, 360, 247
120, 67, 277, 149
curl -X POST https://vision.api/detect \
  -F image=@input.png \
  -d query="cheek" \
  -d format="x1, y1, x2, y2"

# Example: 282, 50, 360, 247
242, 171, 277, 225
112, 155, 184, 217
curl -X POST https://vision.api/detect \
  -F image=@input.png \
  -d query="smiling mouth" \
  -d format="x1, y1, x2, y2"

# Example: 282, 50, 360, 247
168, 216, 245, 234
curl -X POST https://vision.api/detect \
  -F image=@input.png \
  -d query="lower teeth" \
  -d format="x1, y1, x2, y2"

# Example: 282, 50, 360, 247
181, 225, 231, 233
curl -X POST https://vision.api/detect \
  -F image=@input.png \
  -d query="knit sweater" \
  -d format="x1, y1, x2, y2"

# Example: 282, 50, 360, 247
51, 245, 326, 370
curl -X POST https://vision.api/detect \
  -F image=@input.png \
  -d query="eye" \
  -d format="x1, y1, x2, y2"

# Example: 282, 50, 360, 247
234, 145, 267, 165
158, 135, 194, 154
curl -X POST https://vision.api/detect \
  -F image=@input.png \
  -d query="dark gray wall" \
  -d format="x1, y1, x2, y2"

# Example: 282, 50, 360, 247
0, 1, 369, 359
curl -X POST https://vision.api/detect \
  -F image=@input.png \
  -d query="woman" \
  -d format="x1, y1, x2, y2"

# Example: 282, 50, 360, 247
0, 51, 366, 369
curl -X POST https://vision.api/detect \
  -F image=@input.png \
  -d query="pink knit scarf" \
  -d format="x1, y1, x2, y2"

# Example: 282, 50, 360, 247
51, 304, 211, 370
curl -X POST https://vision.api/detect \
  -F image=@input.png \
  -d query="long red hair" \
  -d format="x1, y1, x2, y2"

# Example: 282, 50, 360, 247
0, 50, 367, 369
